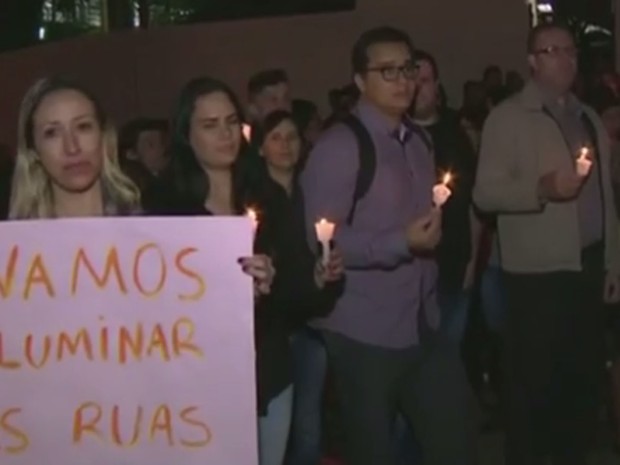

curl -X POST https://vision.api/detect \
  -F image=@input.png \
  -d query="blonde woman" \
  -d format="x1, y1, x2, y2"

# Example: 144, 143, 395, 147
9, 76, 274, 292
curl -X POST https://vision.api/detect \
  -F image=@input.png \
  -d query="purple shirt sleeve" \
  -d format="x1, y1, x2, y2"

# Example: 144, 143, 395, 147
300, 125, 411, 269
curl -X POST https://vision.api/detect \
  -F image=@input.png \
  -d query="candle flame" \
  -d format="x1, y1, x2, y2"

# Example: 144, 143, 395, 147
242, 124, 252, 142
578, 147, 589, 161
442, 172, 452, 185
246, 208, 257, 221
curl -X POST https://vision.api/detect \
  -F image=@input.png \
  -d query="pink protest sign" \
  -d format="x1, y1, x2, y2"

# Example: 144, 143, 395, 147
0, 217, 257, 465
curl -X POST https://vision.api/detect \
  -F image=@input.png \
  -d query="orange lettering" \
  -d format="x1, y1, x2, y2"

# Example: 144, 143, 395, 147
149, 405, 174, 446
0, 333, 21, 369
172, 318, 203, 359
111, 405, 142, 447
179, 406, 211, 448
73, 402, 103, 443
0, 408, 29, 454
24, 334, 51, 368
57, 329, 94, 361
71, 248, 128, 295
23, 254, 55, 300
0, 246, 19, 299
99, 316, 109, 361
146, 325, 171, 361
175, 248, 206, 301
119, 324, 144, 364
133, 244, 167, 298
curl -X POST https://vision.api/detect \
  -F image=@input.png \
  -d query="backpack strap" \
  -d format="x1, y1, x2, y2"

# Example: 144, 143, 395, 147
341, 114, 376, 225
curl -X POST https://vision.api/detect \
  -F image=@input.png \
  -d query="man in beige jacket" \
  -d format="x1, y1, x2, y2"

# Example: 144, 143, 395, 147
474, 22, 620, 465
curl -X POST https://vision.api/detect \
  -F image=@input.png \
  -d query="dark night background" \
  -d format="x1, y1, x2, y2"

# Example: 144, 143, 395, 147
0, 0, 613, 53
0, 0, 356, 52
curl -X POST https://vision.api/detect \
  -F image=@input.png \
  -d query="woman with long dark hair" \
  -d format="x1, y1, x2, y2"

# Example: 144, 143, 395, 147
150, 77, 343, 465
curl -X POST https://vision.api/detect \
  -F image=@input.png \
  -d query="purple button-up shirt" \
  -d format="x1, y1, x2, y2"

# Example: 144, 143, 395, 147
300, 99, 439, 349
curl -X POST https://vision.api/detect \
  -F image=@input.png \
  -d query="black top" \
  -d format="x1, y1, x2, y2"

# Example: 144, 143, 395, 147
425, 112, 478, 293
145, 175, 341, 415
0, 161, 13, 220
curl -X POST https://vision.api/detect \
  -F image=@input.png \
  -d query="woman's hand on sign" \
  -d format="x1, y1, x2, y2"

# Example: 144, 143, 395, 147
314, 248, 344, 289
239, 254, 275, 297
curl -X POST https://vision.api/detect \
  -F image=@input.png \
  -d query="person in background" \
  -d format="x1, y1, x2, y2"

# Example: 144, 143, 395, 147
250, 110, 339, 465
292, 98, 323, 149
474, 22, 620, 465
459, 80, 489, 154
301, 26, 477, 465
588, 87, 620, 450
505, 70, 525, 97
482, 65, 505, 105
323, 84, 360, 129
413, 49, 481, 344
149, 77, 343, 465
436, 83, 459, 122
589, 90, 620, 208
599, 70, 620, 99
119, 117, 169, 192
247, 68, 293, 126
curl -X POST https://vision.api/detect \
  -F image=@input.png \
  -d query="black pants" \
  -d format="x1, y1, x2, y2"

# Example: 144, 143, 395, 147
322, 331, 478, 465
503, 244, 605, 465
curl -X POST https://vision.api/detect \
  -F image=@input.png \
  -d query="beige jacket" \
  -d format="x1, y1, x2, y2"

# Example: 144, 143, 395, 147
473, 81, 620, 274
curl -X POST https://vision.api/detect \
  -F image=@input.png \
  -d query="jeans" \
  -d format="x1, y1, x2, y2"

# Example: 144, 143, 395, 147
393, 289, 471, 464
323, 331, 478, 465
437, 289, 471, 343
480, 265, 507, 332
394, 414, 420, 465
259, 385, 294, 465
287, 327, 328, 465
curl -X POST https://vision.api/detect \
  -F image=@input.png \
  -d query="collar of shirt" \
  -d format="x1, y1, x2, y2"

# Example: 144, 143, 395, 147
529, 80, 583, 118
355, 98, 414, 144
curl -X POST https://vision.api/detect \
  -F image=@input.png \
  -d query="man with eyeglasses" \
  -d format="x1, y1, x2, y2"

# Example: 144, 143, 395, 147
301, 26, 477, 465
474, 22, 620, 465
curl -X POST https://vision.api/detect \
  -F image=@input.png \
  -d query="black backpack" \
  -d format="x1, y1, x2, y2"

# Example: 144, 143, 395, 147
341, 114, 433, 225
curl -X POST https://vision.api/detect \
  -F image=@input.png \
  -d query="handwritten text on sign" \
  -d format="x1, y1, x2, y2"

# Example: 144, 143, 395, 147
0, 217, 257, 465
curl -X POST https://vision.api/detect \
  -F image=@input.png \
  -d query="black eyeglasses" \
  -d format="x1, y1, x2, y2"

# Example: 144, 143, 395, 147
533, 46, 578, 58
365, 63, 418, 82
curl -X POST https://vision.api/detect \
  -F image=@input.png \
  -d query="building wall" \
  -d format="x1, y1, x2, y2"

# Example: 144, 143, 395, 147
0, 0, 529, 151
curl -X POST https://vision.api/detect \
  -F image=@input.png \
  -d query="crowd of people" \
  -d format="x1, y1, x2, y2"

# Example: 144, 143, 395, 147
2, 20, 620, 465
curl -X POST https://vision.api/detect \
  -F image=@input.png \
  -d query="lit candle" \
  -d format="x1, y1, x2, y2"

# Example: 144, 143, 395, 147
315, 218, 335, 265
432, 172, 453, 208
242, 124, 252, 142
246, 208, 258, 236
576, 147, 592, 177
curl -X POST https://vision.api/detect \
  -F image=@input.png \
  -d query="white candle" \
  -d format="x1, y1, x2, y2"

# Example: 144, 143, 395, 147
242, 124, 252, 142
576, 147, 592, 177
246, 208, 258, 236
432, 172, 453, 208
315, 218, 335, 265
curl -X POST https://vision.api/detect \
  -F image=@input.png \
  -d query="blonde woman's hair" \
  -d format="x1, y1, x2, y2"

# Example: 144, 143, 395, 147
9, 77, 141, 219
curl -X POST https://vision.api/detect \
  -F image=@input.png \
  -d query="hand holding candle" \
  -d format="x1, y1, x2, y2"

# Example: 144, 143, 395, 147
432, 172, 453, 208
315, 218, 335, 265
575, 147, 592, 177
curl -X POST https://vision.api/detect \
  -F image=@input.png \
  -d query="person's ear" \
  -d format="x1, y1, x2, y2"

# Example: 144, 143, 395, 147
354, 73, 366, 94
